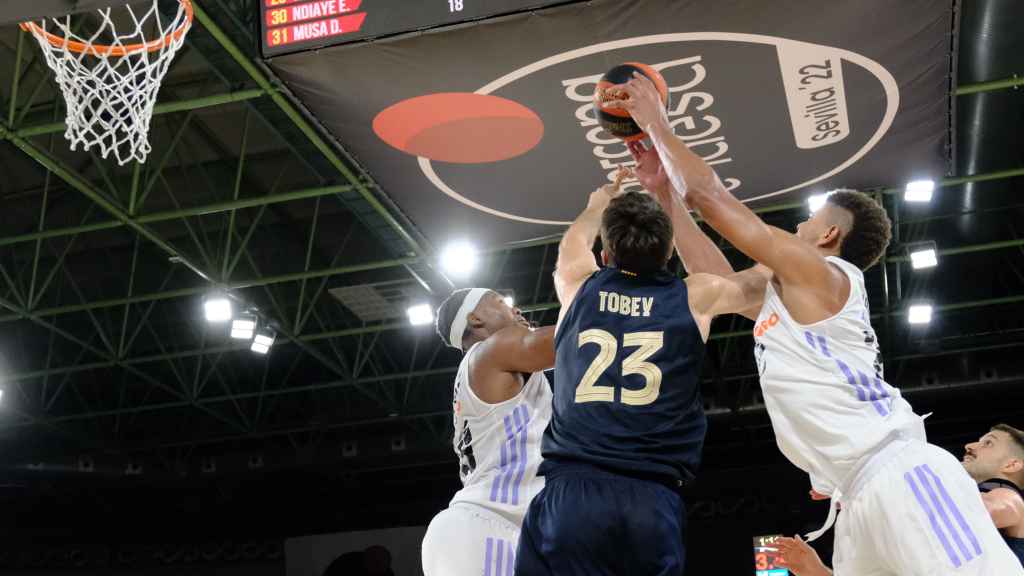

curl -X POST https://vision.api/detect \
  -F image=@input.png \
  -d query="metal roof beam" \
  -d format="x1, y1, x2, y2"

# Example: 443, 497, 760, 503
0, 224, 1022, 325
5, 291, 1024, 385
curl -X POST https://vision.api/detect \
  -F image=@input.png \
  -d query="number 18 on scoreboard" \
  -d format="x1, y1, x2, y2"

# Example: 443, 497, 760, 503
753, 535, 790, 576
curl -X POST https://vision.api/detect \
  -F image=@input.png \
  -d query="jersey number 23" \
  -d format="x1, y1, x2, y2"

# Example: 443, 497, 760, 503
576, 329, 663, 406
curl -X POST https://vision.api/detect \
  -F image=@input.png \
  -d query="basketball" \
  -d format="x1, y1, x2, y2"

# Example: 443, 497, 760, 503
595, 62, 670, 142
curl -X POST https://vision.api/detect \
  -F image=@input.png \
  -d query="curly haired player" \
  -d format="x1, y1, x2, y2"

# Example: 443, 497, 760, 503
602, 73, 1024, 575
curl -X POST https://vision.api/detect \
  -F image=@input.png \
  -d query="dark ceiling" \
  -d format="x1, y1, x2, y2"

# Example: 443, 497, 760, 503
0, 0, 1022, 572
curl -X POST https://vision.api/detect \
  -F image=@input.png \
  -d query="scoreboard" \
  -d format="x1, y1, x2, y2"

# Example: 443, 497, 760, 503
753, 535, 790, 576
261, 0, 567, 57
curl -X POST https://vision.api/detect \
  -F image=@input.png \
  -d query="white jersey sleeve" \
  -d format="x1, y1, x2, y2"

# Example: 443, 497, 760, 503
448, 342, 552, 527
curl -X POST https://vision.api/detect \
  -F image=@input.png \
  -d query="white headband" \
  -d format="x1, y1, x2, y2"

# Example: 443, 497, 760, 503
449, 288, 489, 351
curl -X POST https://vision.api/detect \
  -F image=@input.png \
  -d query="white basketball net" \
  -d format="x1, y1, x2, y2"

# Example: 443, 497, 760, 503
24, 0, 192, 166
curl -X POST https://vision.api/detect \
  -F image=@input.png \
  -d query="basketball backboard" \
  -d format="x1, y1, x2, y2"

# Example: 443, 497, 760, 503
1, 1, 134, 27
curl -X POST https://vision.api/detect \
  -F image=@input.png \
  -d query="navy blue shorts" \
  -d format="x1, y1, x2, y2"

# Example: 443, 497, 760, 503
514, 463, 686, 576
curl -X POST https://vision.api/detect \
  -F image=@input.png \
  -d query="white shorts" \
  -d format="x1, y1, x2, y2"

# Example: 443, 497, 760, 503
422, 503, 520, 576
833, 440, 1024, 575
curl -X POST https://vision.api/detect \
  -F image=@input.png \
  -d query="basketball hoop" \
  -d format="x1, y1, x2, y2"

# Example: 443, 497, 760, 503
20, 0, 194, 165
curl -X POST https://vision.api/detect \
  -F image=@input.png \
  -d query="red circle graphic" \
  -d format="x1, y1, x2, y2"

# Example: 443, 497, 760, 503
373, 93, 544, 164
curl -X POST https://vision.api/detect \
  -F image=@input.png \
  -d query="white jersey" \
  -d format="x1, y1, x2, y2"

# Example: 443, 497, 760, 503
448, 342, 552, 527
753, 256, 926, 493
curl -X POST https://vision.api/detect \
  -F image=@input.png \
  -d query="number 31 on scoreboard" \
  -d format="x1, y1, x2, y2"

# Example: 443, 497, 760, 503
268, 27, 290, 46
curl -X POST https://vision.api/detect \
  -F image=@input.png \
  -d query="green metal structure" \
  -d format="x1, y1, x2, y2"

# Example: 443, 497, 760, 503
0, 0, 1020, 476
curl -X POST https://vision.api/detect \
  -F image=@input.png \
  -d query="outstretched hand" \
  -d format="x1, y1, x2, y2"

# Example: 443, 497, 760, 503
775, 535, 831, 576
597, 71, 670, 134
628, 140, 671, 198
586, 166, 631, 212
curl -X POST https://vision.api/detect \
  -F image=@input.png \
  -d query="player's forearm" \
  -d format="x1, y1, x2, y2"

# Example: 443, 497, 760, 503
645, 122, 771, 253
663, 193, 733, 276
558, 206, 603, 267
515, 325, 556, 373
645, 121, 728, 210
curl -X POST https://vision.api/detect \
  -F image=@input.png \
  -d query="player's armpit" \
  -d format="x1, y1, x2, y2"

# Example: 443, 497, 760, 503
476, 325, 556, 376
981, 488, 1024, 529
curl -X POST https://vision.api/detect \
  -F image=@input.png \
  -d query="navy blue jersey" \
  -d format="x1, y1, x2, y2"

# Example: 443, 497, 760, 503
539, 267, 707, 483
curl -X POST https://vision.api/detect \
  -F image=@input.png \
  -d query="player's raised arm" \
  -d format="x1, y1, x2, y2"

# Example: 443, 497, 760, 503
553, 169, 627, 327
627, 140, 734, 277
603, 73, 836, 290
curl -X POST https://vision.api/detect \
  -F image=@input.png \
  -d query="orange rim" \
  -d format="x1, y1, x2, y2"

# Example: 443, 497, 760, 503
19, 0, 193, 57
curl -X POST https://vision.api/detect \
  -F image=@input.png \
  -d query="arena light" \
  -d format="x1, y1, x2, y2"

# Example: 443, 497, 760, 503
910, 244, 938, 270
203, 293, 232, 323
904, 180, 935, 203
908, 304, 933, 325
251, 329, 276, 355
807, 193, 830, 213
231, 313, 257, 340
440, 240, 479, 279
407, 303, 434, 326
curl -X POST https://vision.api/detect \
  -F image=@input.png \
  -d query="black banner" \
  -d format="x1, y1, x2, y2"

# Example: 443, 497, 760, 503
2, 1, 135, 25
270, 0, 955, 248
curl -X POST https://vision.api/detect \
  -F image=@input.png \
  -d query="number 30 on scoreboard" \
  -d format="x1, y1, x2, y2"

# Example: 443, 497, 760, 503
267, 8, 289, 26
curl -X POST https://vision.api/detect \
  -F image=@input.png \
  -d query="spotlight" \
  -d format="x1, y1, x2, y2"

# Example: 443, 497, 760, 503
910, 245, 938, 270
203, 293, 232, 323
407, 303, 434, 326
440, 240, 479, 279
904, 180, 935, 203
231, 313, 257, 340
807, 193, 830, 213
908, 304, 933, 325
250, 329, 276, 355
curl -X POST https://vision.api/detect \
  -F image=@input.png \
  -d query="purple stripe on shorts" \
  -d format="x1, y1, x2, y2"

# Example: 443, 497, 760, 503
835, 359, 868, 402
490, 414, 514, 502
804, 331, 817, 350
858, 371, 888, 416
485, 537, 494, 576
873, 377, 890, 399
817, 335, 831, 357
905, 471, 962, 567
501, 412, 518, 503
915, 466, 974, 562
511, 405, 532, 505
506, 540, 515, 575
496, 539, 504, 576
922, 464, 983, 556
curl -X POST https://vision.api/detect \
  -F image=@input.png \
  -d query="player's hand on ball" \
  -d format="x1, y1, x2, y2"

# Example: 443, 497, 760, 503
776, 536, 831, 576
601, 72, 671, 134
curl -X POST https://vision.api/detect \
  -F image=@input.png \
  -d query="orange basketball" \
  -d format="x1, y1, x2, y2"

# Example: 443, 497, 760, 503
595, 62, 670, 142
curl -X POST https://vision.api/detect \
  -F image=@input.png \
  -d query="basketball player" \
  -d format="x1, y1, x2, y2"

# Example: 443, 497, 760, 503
774, 423, 1024, 574
514, 170, 759, 575
602, 73, 1024, 574
966, 424, 1024, 564
421, 289, 555, 576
